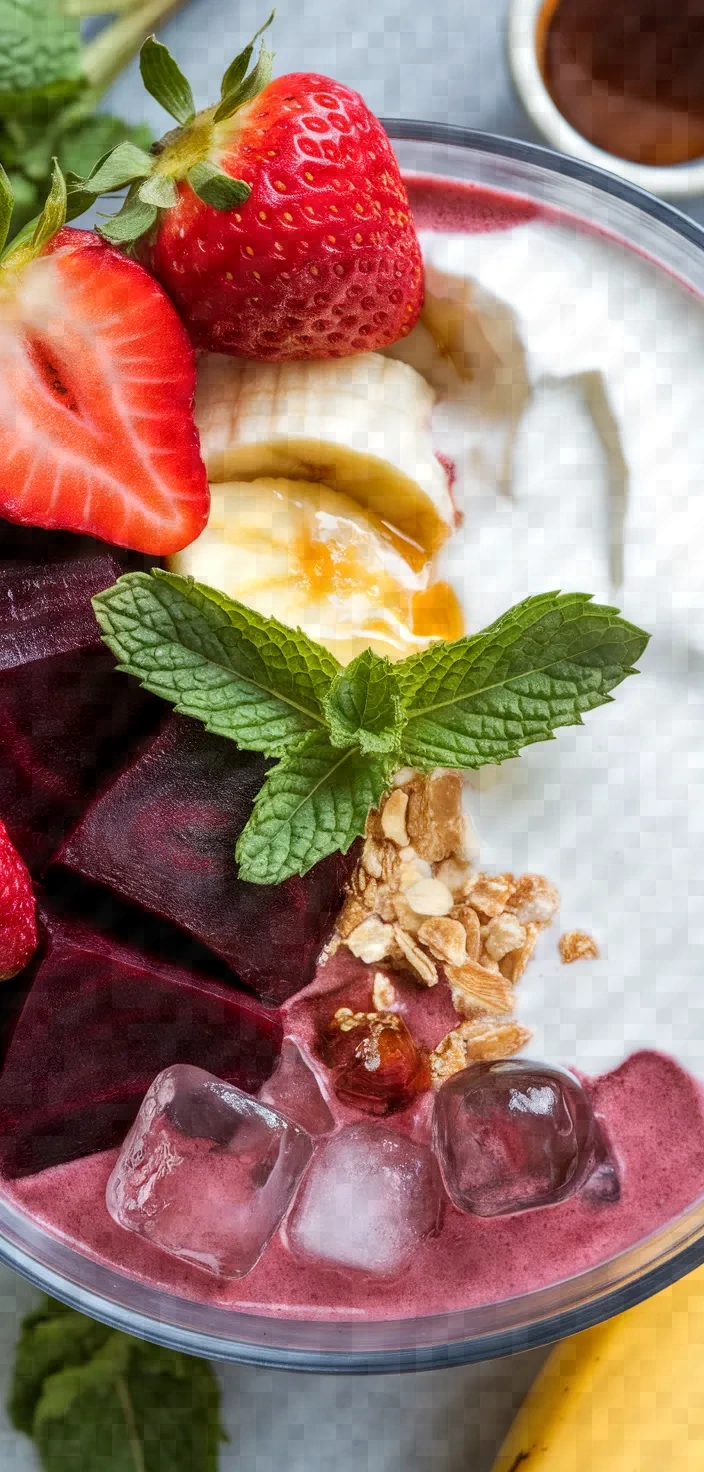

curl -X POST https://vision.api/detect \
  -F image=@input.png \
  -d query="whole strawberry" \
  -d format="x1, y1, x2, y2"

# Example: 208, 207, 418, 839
86, 20, 423, 360
0, 819, 37, 981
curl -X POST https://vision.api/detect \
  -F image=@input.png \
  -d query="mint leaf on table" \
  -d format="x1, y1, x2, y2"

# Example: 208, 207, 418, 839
395, 591, 649, 769
236, 729, 390, 885
9, 1297, 226, 1472
93, 570, 340, 759
323, 649, 406, 756
0, 0, 82, 112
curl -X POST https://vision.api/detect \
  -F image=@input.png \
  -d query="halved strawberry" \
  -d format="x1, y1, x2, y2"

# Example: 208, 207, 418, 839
0, 167, 208, 556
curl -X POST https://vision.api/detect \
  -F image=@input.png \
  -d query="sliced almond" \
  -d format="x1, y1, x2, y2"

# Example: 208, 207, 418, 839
392, 925, 439, 986
483, 912, 527, 962
465, 872, 515, 919
391, 891, 424, 936
418, 916, 467, 967
380, 789, 410, 847
445, 957, 515, 1016
404, 877, 454, 917
499, 921, 543, 983
434, 857, 476, 895
399, 856, 433, 889
451, 902, 482, 961
346, 915, 394, 964
372, 971, 397, 1010
508, 873, 560, 925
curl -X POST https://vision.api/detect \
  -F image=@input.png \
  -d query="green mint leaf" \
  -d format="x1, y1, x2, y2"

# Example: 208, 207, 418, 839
188, 160, 250, 210
139, 171, 178, 208
214, 40, 274, 123
236, 729, 389, 884
96, 191, 157, 245
0, 161, 13, 253
93, 569, 340, 759
395, 591, 649, 769
139, 35, 195, 126
0, 0, 81, 108
24, 1317, 225, 1471
323, 649, 406, 756
8, 1298, 111, 1437
74, 138, 154, 194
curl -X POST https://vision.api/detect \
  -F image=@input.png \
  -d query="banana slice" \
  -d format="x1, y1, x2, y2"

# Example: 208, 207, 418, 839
194, 353, 454, 556
171, 477, 462, 666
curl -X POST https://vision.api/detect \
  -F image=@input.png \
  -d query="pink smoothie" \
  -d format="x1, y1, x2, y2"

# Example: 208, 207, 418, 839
3, 177, 704, 1322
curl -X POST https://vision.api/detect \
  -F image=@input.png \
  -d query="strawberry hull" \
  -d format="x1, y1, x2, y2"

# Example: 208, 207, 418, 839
55, 714, 358, 1005
0, 554, 159, 872
0, 912, 283, 1178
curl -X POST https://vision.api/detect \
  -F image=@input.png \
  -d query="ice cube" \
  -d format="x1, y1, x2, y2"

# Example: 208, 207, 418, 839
107, 1064, 313, 1278
55, 714, 356, 1003
433, 1059, 597, 1216
286, 1123, 442, 1276
258, 1041, 334, 1136
0, 911, 282, 1178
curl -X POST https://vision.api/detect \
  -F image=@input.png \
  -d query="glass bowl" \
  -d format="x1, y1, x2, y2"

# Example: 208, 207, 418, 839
3, 122, 704, 1373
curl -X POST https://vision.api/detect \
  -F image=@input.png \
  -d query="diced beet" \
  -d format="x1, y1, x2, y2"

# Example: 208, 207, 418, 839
0, 910, 282, 1177
55, 714, 356, 1005
0, 555, 158, 871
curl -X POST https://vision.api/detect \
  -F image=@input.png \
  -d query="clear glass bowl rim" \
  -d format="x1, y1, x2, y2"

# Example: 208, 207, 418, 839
4, 119, 704, 1373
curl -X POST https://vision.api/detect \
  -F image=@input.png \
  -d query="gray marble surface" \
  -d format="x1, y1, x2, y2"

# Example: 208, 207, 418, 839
1, 0, 699, 1464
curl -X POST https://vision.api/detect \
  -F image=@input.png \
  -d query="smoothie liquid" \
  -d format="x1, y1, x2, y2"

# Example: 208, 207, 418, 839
4, 177, 704, 1320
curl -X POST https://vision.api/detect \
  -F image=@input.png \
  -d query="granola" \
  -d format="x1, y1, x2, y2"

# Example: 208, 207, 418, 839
332, 773, 559, 1046
429, 1017, 534, 1088
559, 930, 599, 963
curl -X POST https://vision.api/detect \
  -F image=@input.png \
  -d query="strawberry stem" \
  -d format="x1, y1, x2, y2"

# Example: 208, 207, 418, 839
82, 0, 188, 98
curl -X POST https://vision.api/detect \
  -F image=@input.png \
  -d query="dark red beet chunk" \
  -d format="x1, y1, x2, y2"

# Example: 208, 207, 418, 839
0, 555, 158, 871
55, 714, 357, 1005
0, 910, 282, 1177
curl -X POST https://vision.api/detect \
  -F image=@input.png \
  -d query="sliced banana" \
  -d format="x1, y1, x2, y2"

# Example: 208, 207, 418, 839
170, 477, 462, 667
194, 352, 454, 556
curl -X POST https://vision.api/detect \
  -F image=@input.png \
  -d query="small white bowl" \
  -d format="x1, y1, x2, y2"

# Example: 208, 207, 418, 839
508, 0, 704, 199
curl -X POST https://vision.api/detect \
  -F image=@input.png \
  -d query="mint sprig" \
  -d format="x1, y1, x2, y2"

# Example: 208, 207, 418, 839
236, 730, 391, 885
93, 570, 339, 759
93, 574, 649, 886
9, 1296, 226, 1471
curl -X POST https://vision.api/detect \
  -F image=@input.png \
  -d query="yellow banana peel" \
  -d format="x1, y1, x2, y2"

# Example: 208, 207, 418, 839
492, 1263, 704, 1470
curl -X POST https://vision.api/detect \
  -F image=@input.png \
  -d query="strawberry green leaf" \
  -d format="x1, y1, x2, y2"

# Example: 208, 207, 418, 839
93, 569, 340, 759
139, 35, 195, 126
220, 10, 275, 99
139, 170, 178, 208
323, 649, 406, 756
236, 730, 389, 884
29, 156, 66, 253
73, 138, 154, 194
96, 191, 157, 244
214, 39, 274, 123
395, 591, 650, 770
0, 162, 13, 253
188, 160, 251, 210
